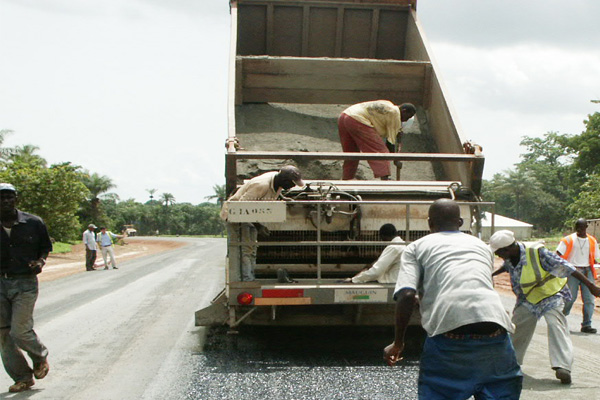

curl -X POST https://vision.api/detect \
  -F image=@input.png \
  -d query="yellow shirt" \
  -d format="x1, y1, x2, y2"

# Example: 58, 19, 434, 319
343, 100, 402, 144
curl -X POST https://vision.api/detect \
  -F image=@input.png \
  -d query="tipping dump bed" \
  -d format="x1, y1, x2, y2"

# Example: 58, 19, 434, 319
235, 103, 442, 182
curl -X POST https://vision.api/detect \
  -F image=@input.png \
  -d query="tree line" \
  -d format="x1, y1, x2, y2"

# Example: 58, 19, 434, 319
482, 111, 600, 234
0, 129, 224, 242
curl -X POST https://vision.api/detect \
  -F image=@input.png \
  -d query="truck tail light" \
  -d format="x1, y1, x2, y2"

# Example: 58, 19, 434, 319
237, 292, 253, 305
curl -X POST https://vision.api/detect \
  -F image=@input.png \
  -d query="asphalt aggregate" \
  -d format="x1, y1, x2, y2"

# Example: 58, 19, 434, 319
183, 326, 425, 400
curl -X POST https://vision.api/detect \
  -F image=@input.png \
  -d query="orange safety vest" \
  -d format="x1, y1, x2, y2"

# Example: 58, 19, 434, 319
559, 233, 598, 279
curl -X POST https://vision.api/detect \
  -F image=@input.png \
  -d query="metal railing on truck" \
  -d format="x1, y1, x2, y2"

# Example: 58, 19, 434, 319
228, 199, 497, 283
224, 150, 486, 199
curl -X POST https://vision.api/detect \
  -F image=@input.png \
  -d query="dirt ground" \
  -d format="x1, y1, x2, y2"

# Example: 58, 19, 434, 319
41, 237, 186, 282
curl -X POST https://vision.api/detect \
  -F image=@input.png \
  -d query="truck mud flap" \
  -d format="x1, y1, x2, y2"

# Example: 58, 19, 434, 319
195, 289, 228, 326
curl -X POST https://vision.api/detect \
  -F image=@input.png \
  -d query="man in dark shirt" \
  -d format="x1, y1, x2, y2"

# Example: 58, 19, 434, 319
0, 183, 52, 393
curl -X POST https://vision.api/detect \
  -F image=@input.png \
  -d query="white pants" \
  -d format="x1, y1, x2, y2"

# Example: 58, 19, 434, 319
511, 303, 573, 371
101, 245, 117, 269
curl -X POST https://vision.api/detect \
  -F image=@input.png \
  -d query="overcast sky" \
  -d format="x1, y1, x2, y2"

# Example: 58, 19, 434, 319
1, 0, 599, 204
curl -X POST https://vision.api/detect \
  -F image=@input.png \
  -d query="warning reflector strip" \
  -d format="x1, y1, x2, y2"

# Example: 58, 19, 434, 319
254, 297, 312, 306
262, 289, 304, 298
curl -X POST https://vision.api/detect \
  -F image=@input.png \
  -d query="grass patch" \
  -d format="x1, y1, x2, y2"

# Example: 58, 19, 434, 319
52, 242, 73, 254
532, 235, 563, 251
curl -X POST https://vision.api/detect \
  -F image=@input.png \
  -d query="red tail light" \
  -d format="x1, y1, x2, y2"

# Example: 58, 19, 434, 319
237, 292, 253, 305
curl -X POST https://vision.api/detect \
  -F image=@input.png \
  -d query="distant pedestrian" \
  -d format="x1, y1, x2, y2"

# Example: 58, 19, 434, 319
384, 199, 521, 399
0, 183, 52, 393
83, 224, 97, 271
490, 229, 600, 384
96, 227, 123, 270
338, 100, 416, 180
557, 218, 600, 334
341, 223, 405, 284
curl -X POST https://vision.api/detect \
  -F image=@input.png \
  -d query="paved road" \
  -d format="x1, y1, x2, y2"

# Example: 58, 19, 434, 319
0, 238, 225, 399
2, 237, 599, 399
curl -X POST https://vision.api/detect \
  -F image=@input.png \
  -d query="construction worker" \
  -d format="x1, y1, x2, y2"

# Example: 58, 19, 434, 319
341, 223, 405, 284
385, 200, 521, 399
338, 100, 416, 180
557, 218, 600, 334
220, 165, 304, 281
490, 229, 600, 384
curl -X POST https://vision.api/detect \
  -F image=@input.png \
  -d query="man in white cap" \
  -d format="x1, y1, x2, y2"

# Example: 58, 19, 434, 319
490, 229, 600, 384
220, 165, 304, 281
82, 223, 98, 271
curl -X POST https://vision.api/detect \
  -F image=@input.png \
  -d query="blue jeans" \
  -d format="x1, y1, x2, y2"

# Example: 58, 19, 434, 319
563, 267, 595, 328
0, 276, 48, 382
419, 332, 522, 400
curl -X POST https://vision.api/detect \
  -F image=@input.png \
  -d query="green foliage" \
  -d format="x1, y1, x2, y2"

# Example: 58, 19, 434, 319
567, 173, 600, 224
561, 112, 600, 177
483, 111, 600, 234
205, 184, 226, 205
102, 199, 223, 236
0, 162, 89, 241
1, 129, 224, 239
52, 242, 73, 254
79, 171, 116, 228
10, 144, 47, 168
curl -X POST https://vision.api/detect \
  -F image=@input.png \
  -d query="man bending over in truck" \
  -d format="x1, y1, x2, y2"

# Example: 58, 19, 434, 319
384, 199, 522, 399
338, 100, 416, 180
220, 165, 304, 281
341, 223, 405, 284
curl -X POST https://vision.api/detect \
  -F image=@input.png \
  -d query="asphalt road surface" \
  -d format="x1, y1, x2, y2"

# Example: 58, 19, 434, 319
1, 237, 599, 399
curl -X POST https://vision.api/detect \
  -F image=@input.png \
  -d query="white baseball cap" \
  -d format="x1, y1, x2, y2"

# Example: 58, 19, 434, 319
489, 230, 516, 253
0, 183, 16, 192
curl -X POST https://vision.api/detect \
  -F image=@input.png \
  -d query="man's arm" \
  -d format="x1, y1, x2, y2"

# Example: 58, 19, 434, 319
383, 288, 417, 366
571, 270, 600, 297
492, 265, 507, 277
385, 140, 395, 153
352, 245, 401, 283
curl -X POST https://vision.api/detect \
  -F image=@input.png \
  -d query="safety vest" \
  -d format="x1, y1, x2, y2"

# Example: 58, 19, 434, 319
559, 233, 598, 279
520, 243, 567, 305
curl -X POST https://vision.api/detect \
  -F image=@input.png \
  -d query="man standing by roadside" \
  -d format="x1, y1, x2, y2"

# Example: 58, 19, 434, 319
83, 224, 97, 271
96, 227, 123, 270
557, 218, 600, 334
490, 229, 600, 384
0, 183, 52, 393
384, 199, 521, 399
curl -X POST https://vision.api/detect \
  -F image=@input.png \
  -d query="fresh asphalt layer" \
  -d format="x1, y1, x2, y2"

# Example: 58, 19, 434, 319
1, 237, 598, 399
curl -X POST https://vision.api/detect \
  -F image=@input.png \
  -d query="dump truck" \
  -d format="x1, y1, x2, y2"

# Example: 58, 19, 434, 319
196, 0, 493, 329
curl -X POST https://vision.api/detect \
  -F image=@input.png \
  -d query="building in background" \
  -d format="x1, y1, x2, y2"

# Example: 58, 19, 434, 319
481, 212, 533, 241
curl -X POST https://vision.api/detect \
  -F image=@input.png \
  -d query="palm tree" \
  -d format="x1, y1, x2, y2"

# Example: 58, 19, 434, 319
10, 144, 47, 168
82, 172, 116, 220
146, 188, 157, 201
204, 184, 226, 206
0, 129, 15, 164
160, 192, 176, 207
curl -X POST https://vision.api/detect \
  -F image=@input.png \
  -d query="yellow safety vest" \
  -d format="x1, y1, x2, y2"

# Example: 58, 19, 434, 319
520, 243, 567, 304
